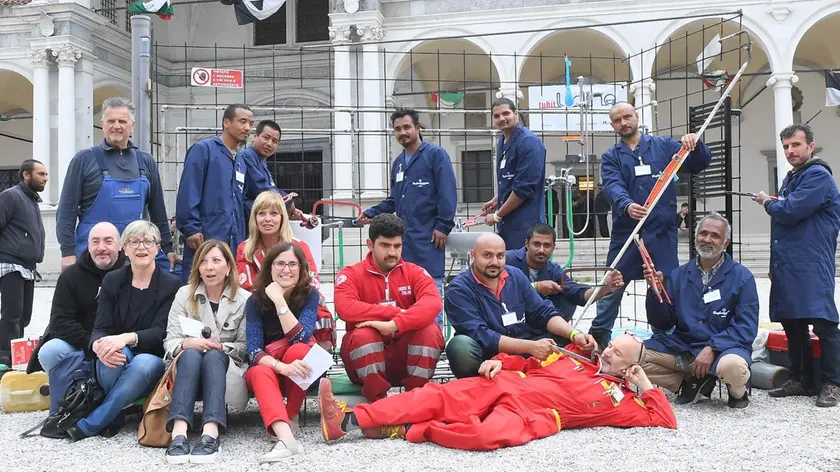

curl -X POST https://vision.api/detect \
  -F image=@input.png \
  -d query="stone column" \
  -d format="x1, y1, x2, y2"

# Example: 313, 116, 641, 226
766, 72, 798, 188
30, 49, 53, 204
329, 26, 353, 199
359, 24, 386, 199
631, 79, 656, 134
55, 46, 80, 199
75, 54, 95, 150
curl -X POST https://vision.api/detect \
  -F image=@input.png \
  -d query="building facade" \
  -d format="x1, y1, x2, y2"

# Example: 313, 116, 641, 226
0, 0, 837, 274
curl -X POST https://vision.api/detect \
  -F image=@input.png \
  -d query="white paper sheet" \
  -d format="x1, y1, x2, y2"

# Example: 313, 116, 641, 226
180, 317, 208, 338
288, 344, 334, 390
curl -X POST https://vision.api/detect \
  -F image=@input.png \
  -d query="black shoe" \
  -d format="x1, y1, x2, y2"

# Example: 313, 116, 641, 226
816, 383, 840, 408
727, 391, 749, 409
190, 435, 221, 464
99, 423, 121, 438
166, 435, 191, 465
768, 379, 811, 398
676, 375, 716, 405
65, 426, 89, 442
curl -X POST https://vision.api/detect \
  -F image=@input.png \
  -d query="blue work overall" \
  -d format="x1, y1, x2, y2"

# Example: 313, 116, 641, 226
74, 147, 149, 257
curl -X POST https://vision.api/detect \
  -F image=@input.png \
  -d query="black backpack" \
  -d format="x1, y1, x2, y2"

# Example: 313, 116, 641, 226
20, 359, 105, 438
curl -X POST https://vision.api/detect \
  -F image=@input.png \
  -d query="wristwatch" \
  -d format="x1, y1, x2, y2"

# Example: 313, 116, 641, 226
278, 306, 289, 315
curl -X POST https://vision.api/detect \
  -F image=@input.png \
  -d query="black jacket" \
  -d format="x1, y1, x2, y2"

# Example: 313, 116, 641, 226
89, 264, 182, 358
0, 183, 45, 268
27, 250, 127, 373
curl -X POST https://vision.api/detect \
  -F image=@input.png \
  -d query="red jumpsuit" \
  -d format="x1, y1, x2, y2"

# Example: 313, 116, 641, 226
352, 345, 678, 450
335, 253, 444, 402
235, 238, 336, 350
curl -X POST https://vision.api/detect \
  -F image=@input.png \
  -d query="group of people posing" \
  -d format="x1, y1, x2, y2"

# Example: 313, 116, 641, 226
0, 93, 838, 462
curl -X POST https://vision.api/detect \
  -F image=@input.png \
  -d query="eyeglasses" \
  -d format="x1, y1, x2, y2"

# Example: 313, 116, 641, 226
127, 238, 158, 249
624, 330, 646, 365
272, 261, 300, 271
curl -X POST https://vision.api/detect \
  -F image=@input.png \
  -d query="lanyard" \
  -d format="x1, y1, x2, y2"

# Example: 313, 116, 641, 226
384, 275, 391, 302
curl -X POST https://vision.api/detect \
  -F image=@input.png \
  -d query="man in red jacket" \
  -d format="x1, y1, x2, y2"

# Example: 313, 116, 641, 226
334, 214, 444, 402
319, 333, 677, 450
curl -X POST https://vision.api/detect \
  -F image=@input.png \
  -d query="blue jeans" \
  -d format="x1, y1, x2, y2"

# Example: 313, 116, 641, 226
434, 277, 444, 333
167, 348, 230, 432
76, 347, 165, 437
38, 338, 82, 373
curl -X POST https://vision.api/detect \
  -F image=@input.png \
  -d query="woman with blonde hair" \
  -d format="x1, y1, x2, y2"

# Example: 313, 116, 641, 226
162, 239, 249, 464
236, 190, 335, 351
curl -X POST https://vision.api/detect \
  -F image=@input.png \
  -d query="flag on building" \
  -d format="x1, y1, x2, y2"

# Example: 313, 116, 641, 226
220, 0, 286, 25
826, 70, 840, 107
127, 0, 173, 20
431, 91, 465, 109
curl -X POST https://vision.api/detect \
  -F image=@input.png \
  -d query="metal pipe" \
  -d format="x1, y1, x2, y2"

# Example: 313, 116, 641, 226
158, 104, 605, 116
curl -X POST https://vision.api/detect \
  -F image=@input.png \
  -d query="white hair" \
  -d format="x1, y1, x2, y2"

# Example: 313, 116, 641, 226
694, 211, 731, 240
121, 220, 160, 246
101, 97, 136, 122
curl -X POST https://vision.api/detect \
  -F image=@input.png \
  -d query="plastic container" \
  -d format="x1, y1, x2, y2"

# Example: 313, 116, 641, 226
0, 371, 50, 413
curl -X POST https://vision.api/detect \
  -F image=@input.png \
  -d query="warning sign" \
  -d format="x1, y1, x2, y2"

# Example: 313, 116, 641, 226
190, 67, 243, 88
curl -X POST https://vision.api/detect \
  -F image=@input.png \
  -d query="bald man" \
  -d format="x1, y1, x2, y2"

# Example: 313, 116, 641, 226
318, 333, 677, 451
590, 102, 711, 349
28, 222, 127, 387
443, 233, 623, 378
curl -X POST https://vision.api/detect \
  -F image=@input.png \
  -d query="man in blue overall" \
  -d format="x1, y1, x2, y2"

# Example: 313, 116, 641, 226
359, 108, 457, 331
444, 233, 622, 378
481, 98, 547, 249
176, 103, 252, 282
56, 97, 175, 272
237, 119, 309, 226
589, 102, 711, 349
641, 213, 758, 409
505, 223, 615, 321
753, 124, 840, 407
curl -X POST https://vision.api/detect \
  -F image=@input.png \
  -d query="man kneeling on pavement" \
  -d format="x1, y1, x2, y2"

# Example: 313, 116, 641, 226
317, 333, 677, 451
641, 212, 758, 408
444, 232, 624, 378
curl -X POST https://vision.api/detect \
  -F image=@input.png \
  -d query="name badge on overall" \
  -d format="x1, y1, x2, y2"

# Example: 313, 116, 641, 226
634, 165, 651, 176
500, 303, 520, 327
703, 289, 721, 304
235, 171, 246, 184
395, 172, 404, 183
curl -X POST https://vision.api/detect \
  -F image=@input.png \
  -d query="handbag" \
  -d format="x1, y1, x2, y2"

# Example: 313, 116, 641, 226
19, 352, 105, 439
137, 354, 179, 447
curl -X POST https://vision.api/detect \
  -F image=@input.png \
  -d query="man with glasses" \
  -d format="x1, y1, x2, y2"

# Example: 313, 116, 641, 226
334, 214, 445, 402
317, 332, 676, 451
641, 212, 758, 408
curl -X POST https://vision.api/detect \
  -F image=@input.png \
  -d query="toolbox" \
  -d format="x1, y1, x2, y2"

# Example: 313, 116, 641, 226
765, 330, 821, 382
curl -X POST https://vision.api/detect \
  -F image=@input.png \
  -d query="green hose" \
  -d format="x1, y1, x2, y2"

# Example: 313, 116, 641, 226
561, 185, 575, 270
337, 226, 344, 269
547, 187, 554, 228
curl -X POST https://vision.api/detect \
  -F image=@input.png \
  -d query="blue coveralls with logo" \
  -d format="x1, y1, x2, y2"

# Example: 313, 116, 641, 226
495, 123, 547, 250
363, 141, 457, 330
593, 133, 711, 339
74, 147, 149, 257
644, 253, 759, 376
505, 247, 589, 321
237, 146, 292, 222
176, 137, 247, 282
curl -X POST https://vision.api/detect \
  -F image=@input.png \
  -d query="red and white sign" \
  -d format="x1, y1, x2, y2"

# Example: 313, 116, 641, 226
190, 67, 243, 89
11, 338, 39, 370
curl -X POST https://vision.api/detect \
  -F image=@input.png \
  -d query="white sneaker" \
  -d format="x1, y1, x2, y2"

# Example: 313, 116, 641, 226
258, 440, 303, 464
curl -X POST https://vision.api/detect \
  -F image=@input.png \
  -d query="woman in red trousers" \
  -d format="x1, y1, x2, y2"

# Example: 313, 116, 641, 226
236, 190, 335, 352
244, 241, 318, 463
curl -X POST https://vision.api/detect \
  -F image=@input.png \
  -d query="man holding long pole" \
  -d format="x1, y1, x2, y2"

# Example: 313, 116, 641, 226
589, 102, 711, 349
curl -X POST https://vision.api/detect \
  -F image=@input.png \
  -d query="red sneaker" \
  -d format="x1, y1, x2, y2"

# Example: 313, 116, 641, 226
319, 378, 350, 441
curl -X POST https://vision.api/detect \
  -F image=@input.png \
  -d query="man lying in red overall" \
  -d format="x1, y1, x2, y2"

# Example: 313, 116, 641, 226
319, 333, 677, 451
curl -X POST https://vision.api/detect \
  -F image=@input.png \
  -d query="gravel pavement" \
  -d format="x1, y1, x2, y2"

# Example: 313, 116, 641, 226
2, 279, 840, 471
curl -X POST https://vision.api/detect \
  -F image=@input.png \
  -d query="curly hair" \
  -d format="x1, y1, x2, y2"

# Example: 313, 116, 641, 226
252, 241, 313, 319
